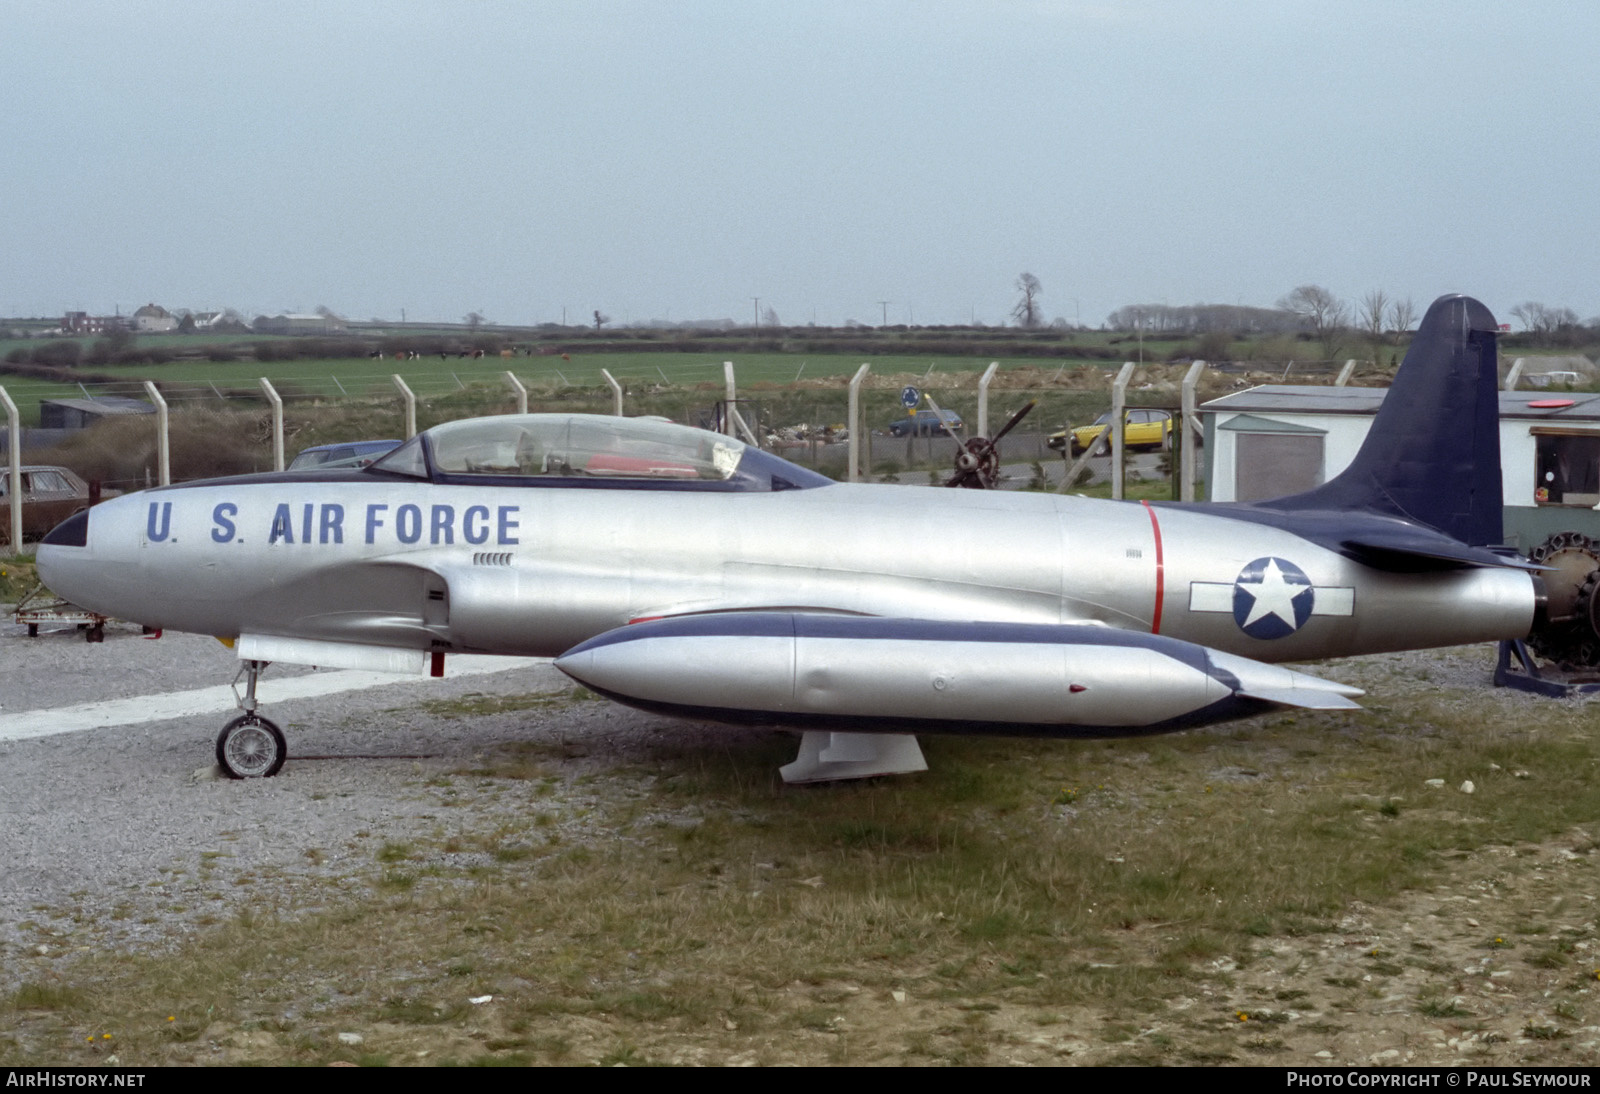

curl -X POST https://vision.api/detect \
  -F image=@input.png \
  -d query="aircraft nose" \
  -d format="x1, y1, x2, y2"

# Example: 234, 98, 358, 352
36, 507, 94, 604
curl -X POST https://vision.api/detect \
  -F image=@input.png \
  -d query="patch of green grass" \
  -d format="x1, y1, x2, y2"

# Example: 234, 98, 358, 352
8, 983, 84, 1010
414, 691, 575, 720
0, 556, 37, 604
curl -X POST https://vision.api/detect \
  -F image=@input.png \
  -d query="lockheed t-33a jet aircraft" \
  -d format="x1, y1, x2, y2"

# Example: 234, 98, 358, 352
37, 295, 1546, 782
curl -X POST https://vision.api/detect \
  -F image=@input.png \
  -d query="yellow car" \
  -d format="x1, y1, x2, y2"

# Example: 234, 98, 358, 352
1048, 409, 1173, 456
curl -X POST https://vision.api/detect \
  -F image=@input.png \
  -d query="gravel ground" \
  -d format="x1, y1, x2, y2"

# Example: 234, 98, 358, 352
0, 619, 587, 977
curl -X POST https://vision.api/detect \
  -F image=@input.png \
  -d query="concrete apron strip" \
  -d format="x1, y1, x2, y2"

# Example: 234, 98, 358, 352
0, 655, 547, 743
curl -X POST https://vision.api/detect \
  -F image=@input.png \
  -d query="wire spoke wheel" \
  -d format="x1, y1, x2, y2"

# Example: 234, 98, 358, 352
216, 714, 287, 779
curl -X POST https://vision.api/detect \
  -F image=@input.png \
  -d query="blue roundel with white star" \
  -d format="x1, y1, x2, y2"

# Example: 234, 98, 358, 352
1231, 556, 1315, 639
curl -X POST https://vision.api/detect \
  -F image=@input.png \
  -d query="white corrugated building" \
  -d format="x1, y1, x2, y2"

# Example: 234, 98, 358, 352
1200, 385, 1600, 553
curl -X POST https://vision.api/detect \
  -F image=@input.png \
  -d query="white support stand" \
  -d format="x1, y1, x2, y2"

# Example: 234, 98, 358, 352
1505, 357, 1524, 392
722, 361, 738, 436
779, 731, 928, 784
1335, 359, 1358, 387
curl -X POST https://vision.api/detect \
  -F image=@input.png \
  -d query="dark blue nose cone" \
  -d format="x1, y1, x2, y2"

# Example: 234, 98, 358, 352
42, 508, 89, 547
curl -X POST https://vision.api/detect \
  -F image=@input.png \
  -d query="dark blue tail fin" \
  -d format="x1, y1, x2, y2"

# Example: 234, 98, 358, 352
1258, 294, 1503, 546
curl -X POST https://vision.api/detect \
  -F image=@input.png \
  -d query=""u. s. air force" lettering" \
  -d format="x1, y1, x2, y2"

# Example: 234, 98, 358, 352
200, 502, 520, 546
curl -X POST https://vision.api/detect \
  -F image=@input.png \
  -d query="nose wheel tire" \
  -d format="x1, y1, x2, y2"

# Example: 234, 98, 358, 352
216, 714, 287, 779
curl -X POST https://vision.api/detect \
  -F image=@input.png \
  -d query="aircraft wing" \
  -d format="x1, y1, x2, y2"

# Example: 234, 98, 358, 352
553, 611, 1361, 737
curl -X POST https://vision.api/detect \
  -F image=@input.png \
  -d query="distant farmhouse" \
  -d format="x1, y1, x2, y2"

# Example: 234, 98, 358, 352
58, 305, 244, 336
62, 311, 135, 335
133, 303, 178, 333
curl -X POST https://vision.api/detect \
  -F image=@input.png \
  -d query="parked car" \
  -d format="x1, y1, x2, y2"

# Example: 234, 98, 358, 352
1049, 409, 1173, 455
0, 465, 96, 542
288, 439, 403, 471
887, 409, 963, 437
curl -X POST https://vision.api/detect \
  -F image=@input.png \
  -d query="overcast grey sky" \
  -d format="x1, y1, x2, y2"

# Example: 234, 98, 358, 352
5, 0, 1597, 328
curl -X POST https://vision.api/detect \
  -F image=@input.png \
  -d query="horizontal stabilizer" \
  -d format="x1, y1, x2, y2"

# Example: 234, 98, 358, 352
1235, 686, 1363, 711
1339, 532, 1522, 572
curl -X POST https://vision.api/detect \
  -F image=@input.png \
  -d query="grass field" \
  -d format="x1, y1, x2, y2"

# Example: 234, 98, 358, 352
0, 351, 1135, 427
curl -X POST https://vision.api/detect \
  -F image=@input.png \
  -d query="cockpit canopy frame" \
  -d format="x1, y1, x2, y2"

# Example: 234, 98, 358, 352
368, 414, 830, 493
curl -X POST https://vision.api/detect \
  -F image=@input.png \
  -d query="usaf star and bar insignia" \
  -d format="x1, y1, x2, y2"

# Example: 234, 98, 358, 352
1188, 556, 1354, 639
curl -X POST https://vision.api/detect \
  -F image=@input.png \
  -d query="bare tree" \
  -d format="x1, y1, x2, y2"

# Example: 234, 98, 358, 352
463, 311, 486, 330
1511, 301, 1547, 334
1359, 289, 1389, 350
1513, 302, 1582, 346
1277, 285, 1348, 356
761, 305, 781, 328
593, 310, 610, 330
1388, 297, 1417, 336
1012, 273, 1043, 329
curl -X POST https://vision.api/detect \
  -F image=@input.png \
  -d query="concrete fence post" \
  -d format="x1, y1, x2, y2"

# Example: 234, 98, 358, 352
847, 363, 871, 482
505, 371, 528, 414
259, 378, 284, 471
1181, 360, 1207, 503
601, 368, 624, 416
976, 361, 998, 438
1, 386, 21, 554
142, 381, 170, 486
393, 375, 416, 438
1110, 362, 1134, 501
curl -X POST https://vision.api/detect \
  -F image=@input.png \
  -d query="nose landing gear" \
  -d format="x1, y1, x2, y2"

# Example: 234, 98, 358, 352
216, 659, 287, 779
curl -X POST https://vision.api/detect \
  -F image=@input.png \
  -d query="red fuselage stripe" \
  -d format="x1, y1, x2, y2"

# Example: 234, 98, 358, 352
1142, 501, 1164, 634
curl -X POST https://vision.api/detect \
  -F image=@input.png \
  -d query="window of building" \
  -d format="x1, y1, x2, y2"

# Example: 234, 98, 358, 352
1533, 430, 1600, 507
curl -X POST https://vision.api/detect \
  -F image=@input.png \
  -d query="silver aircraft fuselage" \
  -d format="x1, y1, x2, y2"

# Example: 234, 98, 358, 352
40, 475, 1535, 666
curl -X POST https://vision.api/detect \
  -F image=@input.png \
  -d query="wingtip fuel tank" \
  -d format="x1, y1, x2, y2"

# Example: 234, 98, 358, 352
555, 613, 1362, 738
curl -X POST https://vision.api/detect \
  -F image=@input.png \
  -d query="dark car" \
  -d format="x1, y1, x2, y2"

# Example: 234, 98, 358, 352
288, 439, 403, 471
1, 466, 95, 543
887, 409, 963, 437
